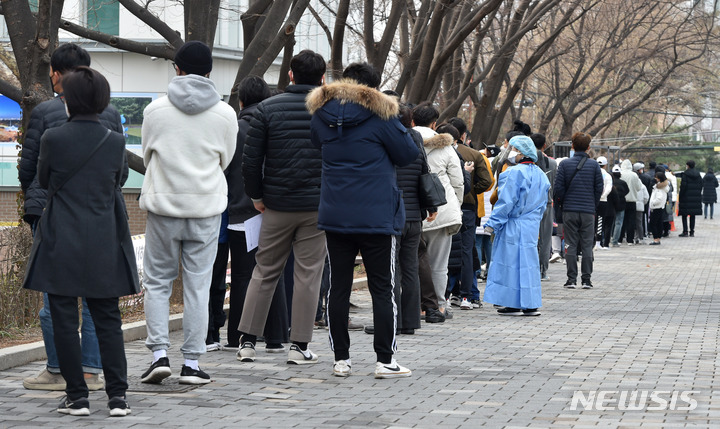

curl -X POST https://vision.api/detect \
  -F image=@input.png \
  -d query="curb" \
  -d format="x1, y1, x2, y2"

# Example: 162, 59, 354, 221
0, 313, 184, 372
0, 277, 368, 372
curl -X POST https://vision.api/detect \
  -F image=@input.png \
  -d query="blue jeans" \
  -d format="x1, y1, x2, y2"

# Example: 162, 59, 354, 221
473, 234, 492, 301
475, 234, 492, 276
612, 210, 625, 245
40, 293, 102, 374
704, 203, 714, 219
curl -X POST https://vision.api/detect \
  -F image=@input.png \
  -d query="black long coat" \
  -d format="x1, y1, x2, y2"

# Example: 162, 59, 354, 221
23, 116, 140, 298
702, 173, 718, 204
678, 168, 703, 216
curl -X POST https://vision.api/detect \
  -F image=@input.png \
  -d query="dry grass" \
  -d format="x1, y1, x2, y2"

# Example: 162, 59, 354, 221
0, 225, 41, 338
0, 225, 185, 349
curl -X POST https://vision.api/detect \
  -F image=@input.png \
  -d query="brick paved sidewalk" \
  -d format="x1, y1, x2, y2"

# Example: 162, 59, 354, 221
0, 218, 718, 428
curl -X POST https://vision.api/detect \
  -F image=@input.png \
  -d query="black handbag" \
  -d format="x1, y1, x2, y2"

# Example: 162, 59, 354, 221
418, 145, 447, 209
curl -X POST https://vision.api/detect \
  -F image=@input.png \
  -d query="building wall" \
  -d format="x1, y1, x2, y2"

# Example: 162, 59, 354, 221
0, 189, 21, 226
123, 192, 147, 236
0, 189, 147, 235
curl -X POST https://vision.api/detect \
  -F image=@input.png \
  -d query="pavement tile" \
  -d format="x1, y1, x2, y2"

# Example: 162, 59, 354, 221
2, 221, 720, 427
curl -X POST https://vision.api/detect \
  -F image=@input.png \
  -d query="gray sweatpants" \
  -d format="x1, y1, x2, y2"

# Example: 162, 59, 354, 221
422, 228, 454, 310
143, 212, 221, 360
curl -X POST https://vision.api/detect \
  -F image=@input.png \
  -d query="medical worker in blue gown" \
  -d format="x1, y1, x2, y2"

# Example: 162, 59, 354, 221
482, 135, 550, 316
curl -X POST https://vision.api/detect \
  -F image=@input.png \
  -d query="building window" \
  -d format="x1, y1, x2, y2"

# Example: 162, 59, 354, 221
87, 0, 119, 36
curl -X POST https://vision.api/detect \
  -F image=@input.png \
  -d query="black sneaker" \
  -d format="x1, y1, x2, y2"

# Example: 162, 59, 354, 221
581, 281, 593, 289
179, 365, 211, 385
497, 307, 523, 316
424, 308, 445, 323
522, 309, 541, 316
364, 324, 375, 335
57, 396, 90, 416
563, 280, 576, 289
141, 357, 171, 384
108, 397, 131, 417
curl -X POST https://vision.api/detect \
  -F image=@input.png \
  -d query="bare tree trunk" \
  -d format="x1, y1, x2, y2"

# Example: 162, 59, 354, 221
228, 0, 311, 110
330, 0, 351, 80
185, 0, 221, 46
405, 0, 454, 104
242, 0, 274, 51
3, 0, 63, 131
277, 35, 295, 90
366, 0, 406, 73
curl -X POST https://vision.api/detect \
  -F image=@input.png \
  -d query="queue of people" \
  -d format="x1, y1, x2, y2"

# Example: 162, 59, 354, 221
18, 41, 717, 418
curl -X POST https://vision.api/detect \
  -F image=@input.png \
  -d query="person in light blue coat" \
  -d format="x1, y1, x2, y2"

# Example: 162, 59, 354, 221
483, 135, 550, 316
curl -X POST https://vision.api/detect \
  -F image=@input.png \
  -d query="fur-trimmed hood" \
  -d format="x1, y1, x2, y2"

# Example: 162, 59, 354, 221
656, 179, 669, 189
423, 133, 454, 149
306, 79, 398, 120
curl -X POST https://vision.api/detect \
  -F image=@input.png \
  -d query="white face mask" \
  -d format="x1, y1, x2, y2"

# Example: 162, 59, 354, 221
507, 150, 519, 164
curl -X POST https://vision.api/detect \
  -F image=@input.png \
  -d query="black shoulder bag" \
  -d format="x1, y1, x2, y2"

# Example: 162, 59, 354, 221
418, 146, 448, 209
555, 156, 587, 224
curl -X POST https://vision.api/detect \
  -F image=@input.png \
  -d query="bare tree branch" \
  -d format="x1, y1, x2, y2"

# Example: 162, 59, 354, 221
60, 19, 177, 59
117, 0, 184, 48
0, 78, 22, 103
308, 4, 332, 48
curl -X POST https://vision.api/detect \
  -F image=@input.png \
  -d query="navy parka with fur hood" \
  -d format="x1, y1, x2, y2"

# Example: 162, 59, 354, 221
307, 80, 419, 235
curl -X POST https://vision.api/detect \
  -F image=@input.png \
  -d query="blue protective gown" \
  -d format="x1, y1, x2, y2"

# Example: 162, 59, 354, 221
483, 161, 551, 309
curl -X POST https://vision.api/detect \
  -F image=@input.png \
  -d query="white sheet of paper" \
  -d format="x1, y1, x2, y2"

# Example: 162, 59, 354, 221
244, 213, 263, 251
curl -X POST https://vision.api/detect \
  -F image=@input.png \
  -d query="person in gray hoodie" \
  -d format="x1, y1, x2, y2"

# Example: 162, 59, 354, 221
139, 41, 238, 385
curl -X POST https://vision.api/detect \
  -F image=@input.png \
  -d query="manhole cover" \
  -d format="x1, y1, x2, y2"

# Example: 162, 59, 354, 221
126, 376, 201, 393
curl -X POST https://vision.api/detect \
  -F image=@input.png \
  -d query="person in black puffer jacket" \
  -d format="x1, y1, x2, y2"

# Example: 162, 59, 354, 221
701, 168, 718, 219
393, 104, 438, 333
677, 160, 703, 236
19, 48, 125, 228
237, 50, 327, 363
222, 76, 288, 350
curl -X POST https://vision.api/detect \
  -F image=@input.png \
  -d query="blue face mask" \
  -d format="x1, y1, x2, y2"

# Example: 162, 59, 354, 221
570, 149, 575, 157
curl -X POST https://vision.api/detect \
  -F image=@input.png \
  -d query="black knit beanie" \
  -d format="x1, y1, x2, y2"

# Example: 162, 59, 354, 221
174, 41, 213, 76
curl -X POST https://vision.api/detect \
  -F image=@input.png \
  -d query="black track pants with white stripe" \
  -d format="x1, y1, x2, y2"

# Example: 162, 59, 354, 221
326, 232, 397, 364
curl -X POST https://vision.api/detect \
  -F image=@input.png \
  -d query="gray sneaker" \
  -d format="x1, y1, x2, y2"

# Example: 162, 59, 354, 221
23, 368, 66, 391
237, 342, 256, 362
84, 373, 105, 391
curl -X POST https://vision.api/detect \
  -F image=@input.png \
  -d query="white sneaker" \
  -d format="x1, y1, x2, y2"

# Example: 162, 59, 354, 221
332, 359, 352, 377
374, 359, 412, 379
448, 296, 462, 307
237, 342, 256, 362
206, 342, 223, 352
459, 298, 472, 310
549, 253, 561, 263
287, 344, 319, 365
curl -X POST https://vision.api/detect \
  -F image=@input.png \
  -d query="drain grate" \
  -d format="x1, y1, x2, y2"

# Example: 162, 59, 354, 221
126, 376, 201, 393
